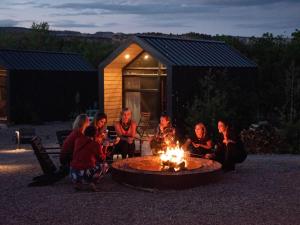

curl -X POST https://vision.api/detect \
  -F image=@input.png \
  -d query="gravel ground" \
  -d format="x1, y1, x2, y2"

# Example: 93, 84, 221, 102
0, 123, 300, 225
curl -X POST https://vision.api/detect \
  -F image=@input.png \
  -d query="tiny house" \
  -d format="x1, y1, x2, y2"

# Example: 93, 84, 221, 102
99, 35, 257, 126
0, 49, 98, 123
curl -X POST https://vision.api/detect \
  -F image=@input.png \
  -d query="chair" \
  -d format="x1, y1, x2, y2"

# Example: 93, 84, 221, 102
106, 125, 122, 160
107, 125, 117, 141
17, 127, 36, 144
29, 136, 65, 186
56, 129, 72, 147
135, 112, 156, 156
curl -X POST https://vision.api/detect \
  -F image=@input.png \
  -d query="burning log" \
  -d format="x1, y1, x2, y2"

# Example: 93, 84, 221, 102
159, 142, 187, 172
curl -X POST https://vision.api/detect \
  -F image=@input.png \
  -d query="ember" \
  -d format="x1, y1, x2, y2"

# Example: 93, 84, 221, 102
159, 142, 187, 171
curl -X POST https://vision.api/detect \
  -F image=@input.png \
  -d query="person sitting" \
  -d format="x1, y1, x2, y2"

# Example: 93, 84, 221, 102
70, 125, 109, 191
60, 114, 90, 174
92, 112, 119, 160
206, 119, 247, 171
114, 108, 137, 159
183, 122, 213, 158
150, 114, 175, 155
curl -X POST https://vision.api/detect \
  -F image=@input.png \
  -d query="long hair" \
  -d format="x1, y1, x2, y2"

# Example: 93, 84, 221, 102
93, 112, 107, 126
72, 114, 88, 130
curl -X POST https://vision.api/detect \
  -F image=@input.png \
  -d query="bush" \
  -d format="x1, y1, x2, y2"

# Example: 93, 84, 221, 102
241, 121, 284, 153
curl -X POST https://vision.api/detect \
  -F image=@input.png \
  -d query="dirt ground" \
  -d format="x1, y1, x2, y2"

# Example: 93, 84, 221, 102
0, 122, 300, 225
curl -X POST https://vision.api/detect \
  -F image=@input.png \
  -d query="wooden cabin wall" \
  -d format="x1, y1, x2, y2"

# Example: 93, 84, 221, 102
104, 67, 122, 125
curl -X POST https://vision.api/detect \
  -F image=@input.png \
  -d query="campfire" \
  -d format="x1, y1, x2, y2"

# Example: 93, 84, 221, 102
159, 142, 187, 172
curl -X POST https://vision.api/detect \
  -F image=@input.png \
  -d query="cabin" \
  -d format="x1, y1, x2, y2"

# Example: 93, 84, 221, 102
0, 49, 98, 123
99, 35, 257, 128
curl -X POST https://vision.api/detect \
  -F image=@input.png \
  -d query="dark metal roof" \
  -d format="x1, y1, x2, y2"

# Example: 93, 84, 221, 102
0, 49, 96, 71
135, 35, 257, 68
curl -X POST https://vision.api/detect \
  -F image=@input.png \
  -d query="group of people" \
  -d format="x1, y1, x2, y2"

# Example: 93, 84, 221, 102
183, 121, 247, 171
59, 107, 247, 191
150, 114, 247, 171
60, 108, 138, 191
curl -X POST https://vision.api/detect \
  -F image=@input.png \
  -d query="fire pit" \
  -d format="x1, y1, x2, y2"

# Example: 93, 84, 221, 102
111, 153, 222, 189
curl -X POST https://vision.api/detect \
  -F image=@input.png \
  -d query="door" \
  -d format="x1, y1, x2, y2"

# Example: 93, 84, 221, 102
123, 76, 160, 122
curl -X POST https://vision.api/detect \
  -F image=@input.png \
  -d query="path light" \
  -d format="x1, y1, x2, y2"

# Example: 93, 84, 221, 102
15, 131, 20, 149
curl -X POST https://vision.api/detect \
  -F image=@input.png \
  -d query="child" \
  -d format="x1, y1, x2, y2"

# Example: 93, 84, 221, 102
70, 125, 109, 191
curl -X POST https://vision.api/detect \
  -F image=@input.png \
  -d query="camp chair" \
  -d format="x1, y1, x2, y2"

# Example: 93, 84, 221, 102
135, 112, 156, 156
17, 127, 36, 144
56, 129, 72, 147
29, 136, 66, 186
105, 126, 122, 160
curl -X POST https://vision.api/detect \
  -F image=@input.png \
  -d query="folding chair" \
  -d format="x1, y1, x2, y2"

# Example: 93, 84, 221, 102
135, 112, 156, 156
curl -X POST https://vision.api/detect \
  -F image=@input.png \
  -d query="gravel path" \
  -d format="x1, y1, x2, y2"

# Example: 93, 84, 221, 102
0, 123, 300, 225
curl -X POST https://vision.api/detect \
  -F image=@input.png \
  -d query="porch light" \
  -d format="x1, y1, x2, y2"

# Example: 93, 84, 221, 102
124, 54, 130, 59
144, 54, 149, 60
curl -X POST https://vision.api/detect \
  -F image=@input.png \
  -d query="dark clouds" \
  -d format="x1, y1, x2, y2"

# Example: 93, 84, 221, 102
49, 2, 217, 15
0, 0, 299, 36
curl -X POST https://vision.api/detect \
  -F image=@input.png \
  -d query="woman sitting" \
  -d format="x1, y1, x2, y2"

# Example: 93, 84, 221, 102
183, 122, 213, 158
206, 119, 247, 171
60, 114, 90, 170
150, 114, 175, 155
70, 125, 109, 191
92, 112, 119, 160
114, 108, 137, 159
92, 112, 107, 142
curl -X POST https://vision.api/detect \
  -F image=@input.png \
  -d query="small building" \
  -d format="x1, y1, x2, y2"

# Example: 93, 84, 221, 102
0, 49, 98, 123
99, 35, 257, 126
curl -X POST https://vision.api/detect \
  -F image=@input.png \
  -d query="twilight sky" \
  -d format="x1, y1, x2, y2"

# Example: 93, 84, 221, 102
0, 0, 299, 37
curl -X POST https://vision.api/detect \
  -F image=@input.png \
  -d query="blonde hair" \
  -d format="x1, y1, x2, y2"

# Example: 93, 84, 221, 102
195, 122, 207, 138
120, 107, 131, 120
72, 114, 89, 130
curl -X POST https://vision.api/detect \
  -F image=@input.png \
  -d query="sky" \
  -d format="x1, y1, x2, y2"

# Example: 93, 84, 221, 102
0, 0, 299, 37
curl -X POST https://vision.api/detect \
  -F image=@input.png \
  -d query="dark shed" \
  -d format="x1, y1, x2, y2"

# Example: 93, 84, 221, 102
0, 49, 98, 123
99, 35, 257, 128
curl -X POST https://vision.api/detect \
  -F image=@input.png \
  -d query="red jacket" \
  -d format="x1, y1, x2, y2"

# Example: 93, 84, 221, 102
70, 136, 104, 170
60, 129, 83, 164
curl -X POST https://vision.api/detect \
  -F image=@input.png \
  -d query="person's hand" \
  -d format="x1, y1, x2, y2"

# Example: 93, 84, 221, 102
204, 153, 213, 159
114, 137, 120, 145
223, 138, 228, 145
192, 142, 201, 148
103, 140, 110, 147
127, 137, 134, 144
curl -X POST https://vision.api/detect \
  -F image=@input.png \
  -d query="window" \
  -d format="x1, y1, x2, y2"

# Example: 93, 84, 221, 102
123, 52, 166, 122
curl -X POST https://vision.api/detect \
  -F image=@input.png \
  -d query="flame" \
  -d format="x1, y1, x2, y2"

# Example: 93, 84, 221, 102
159, 142, 187, 171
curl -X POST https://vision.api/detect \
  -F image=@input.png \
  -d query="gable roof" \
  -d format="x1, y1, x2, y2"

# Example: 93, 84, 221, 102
133, 35, 257, 68
0, 49, 96, 71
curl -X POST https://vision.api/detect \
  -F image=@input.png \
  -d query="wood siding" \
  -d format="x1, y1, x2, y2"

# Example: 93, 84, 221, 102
104, 68, 122, 125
